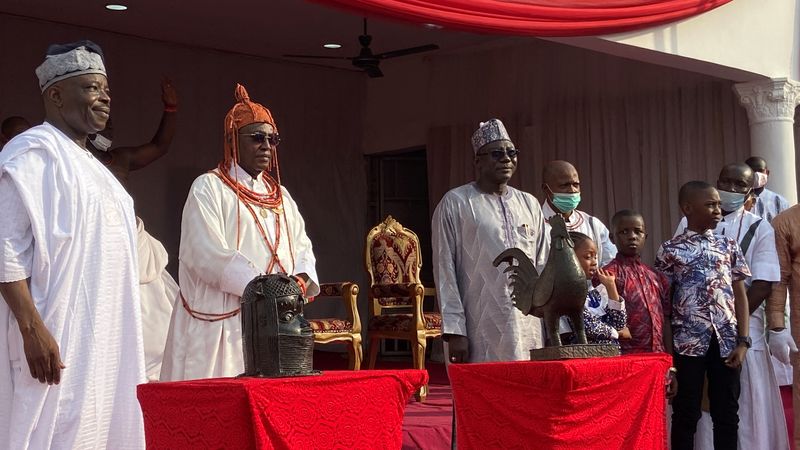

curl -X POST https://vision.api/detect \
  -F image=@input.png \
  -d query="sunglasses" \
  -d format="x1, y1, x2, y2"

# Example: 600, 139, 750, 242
476, 148, 519, 160
239, 132, 281, 147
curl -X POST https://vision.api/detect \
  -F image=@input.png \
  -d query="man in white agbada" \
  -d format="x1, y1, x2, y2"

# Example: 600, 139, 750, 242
161, 84, 318, 381
0, 40, 145, 449
432, 118, 548, 364
673, 163, 789, 450
540, 160, 616, 267
746, 156, 794, 388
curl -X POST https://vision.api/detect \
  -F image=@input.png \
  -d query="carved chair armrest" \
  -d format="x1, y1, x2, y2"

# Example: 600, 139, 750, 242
317, 282, 361, 334
318, 282, 357, 297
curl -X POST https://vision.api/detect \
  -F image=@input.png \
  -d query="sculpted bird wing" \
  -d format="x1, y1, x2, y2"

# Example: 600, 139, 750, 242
530, 265, 555, 312
493, 248, 539, 315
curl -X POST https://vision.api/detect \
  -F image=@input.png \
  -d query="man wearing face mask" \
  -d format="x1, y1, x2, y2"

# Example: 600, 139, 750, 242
540, 160, 616, 267
747, 157, 795, 419
85, 78, 177, 189
673, 163, 788, 450
746, 156, 790, 224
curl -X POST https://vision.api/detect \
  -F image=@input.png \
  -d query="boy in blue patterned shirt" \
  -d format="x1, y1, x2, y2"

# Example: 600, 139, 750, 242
655, 181, 751, 450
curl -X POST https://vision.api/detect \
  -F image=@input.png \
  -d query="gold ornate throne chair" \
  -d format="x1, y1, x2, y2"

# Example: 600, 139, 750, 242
365, 215, 442, 401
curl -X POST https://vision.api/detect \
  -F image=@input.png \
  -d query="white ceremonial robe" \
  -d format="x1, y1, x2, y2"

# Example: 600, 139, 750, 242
675, 209, 788, 450
541, 202, 616, 267
433, 183, 548, 362
0, 123, 145, 449
137, 218, 178, 381
161, 165, 319, 381
751, 188, 793, 386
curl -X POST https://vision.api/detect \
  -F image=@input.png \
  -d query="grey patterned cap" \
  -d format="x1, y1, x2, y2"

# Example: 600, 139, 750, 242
471, 118, 510, 153
35, 41, 106, 92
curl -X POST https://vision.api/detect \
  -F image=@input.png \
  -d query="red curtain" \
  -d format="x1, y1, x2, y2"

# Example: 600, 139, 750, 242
309, 0, 732, 36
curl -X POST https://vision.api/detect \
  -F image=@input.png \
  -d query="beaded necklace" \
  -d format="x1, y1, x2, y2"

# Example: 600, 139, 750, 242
212, 164, 295, 275
563, 210, 585, 230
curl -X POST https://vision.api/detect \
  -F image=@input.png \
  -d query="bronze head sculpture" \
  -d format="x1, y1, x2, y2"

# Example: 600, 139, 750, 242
493, 214, 588, 346
240, 273, 317, 377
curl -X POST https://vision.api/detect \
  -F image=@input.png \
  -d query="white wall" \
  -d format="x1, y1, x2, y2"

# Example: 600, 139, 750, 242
551, 0, 800, 82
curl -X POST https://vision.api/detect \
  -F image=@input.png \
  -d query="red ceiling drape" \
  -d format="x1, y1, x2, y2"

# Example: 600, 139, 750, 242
310, 0, 732, 36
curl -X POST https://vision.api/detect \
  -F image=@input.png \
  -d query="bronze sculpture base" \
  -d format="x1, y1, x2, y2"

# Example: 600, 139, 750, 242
237, 370, 322, 379
531, 344, 620, 361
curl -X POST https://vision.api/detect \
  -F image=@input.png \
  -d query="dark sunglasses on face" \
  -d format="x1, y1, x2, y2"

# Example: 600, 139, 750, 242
476, 148, 519, 160
239, 132, 281, 146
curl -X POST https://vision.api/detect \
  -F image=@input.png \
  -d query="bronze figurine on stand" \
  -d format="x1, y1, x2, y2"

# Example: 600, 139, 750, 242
494, 215, 619, 360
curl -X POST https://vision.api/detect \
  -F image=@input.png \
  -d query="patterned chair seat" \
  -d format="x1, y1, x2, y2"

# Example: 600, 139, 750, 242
368, 313, 442, 332
309, 318, 354, 333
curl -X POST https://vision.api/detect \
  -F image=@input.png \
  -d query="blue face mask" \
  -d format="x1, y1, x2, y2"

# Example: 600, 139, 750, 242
550, 192, 581, 213
718, 189, 748, 212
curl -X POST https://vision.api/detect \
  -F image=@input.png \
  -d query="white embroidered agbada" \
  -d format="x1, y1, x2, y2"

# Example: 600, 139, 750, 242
137, 218, 178, 381
432, 182, 548, 362
0, 123, 145, 449
160, 165, 318, 381
674, 209, 788, 450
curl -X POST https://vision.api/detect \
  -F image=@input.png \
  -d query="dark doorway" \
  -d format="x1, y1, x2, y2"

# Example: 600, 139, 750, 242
367, 148, 432, 355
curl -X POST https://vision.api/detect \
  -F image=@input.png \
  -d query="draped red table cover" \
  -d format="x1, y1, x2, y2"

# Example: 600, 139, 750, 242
310, 0, 732, 36
137, 369, 428, 449
448, 354, 672, 450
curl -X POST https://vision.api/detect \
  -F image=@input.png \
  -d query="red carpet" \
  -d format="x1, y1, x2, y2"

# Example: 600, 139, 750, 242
782, 385, 794, 444
314, 351, 452, 449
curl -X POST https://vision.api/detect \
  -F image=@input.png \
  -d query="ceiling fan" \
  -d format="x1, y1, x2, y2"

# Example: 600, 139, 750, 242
283, 19, 439, 78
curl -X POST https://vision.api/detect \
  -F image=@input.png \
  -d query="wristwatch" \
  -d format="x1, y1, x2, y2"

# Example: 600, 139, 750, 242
736, 336, 752, 348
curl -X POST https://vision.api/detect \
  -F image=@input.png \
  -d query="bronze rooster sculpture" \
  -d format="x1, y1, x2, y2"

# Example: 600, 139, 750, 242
493, 214, 588, 347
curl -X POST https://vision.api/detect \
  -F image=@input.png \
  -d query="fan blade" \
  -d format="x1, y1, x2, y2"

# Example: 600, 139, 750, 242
283, 54, 352, 60
377, 44, 439, 60
364, 65, 384, 78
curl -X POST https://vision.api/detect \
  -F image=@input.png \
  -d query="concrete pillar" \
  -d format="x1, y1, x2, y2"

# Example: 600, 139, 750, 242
734, 78, 800, 204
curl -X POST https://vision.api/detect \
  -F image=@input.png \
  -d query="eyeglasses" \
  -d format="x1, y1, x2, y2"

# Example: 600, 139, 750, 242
476, 148, 519, 160
239, 132, 281, 147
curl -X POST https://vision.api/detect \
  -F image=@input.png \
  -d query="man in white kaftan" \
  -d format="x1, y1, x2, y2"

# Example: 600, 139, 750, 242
746, 156, 794, 387
160, 84, 318, 381
673, 163, 788, 450
0, 41, 145, 449
433, 119, 548, 363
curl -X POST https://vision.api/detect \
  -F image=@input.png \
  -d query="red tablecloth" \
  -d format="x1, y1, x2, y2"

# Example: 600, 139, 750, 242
449, 354, 671, 450
137, 369, 427, 449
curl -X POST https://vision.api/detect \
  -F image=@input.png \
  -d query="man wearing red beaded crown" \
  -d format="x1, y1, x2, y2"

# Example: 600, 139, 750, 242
160, 84, 319, 381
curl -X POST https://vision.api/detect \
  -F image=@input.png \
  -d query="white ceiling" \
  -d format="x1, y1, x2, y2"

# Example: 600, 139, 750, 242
0, 0, 505, 73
